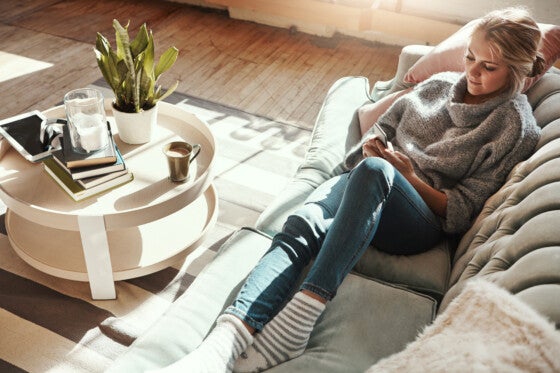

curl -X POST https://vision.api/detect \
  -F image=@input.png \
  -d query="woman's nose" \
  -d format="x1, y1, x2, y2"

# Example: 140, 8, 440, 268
469, 64, 481, 77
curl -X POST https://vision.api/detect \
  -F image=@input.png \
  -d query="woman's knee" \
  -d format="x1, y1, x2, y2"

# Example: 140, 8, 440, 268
285, 204, 329, 240
277, 205, 329, 257
350, 157, 395, 188
357, 157, 393, 174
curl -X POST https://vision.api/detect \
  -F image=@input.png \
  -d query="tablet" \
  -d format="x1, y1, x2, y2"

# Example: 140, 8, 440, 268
0, 111, 62, 162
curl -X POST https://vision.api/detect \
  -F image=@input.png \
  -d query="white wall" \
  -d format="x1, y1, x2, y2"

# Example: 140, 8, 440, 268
379, 0, 560, 25
167, 0, 560, 46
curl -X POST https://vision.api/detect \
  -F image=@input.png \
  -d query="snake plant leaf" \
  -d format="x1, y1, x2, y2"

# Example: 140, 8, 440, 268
154, 47, 179, 80
94, 33, 120, 92
130, 23, 150, 59
95, 32, 110, 55
134, 67, 144, 112
113, 20, 129, 62
139, 36, 155, 85
155, 80, 179, 103
113, 20, 140, 112
94, 49, 117, 92
141, 74, 156, 108
135, 55, 150, 109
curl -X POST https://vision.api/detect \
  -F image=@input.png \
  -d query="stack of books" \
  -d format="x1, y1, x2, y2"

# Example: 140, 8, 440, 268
43, 125, 133, 201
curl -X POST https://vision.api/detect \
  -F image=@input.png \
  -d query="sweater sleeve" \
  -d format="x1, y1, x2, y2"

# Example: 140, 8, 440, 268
441, 101, 541, 234
343, 95, 406, 169
442, 172, 503, 234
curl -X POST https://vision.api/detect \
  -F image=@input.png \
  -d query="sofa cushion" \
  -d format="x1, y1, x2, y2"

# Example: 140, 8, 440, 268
109, 227, 437, 371
354, 239, 453, 302
267, 276, 436, 373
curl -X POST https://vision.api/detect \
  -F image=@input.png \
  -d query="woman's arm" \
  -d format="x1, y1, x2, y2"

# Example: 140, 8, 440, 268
345, 93, 409, 170
369, 139, 447, 217
404, 172, 448, 217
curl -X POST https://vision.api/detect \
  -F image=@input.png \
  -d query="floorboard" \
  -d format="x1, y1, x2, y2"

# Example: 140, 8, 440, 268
0, 0, 401, 129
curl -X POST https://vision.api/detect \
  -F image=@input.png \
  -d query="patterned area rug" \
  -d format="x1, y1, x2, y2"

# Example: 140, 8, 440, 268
0, 83, 311, 372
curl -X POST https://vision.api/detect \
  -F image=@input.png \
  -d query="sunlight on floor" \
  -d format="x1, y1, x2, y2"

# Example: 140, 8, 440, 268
0, 51, 53, 83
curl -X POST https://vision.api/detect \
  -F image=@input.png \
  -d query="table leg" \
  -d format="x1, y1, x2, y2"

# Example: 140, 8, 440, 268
78, 214, 116, 300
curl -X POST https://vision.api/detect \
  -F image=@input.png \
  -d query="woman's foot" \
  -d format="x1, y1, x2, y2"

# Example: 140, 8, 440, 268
152, 314, 253, 373
234, 291, 326, 372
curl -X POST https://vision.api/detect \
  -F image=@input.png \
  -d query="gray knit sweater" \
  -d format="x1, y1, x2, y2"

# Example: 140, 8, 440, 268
345, 72, 540, 234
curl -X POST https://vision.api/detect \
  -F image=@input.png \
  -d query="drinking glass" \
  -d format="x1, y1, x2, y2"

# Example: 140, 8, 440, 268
64, 88, 110, 153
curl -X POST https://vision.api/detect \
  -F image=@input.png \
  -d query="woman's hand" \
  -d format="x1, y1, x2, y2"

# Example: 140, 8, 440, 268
365, 140, 448, 217
363, 137, 414, 178
362, 136, 385, 158
378, 145, 415, 179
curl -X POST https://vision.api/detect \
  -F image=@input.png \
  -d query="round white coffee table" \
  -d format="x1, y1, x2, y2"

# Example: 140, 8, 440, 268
0, 101, 218, 299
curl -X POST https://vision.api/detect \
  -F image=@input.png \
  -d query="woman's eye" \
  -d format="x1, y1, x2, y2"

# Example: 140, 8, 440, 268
465, 55, 475, 61
484, 65, 496, 71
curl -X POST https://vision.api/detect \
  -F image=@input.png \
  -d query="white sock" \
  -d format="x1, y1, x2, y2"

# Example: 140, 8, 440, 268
233, 291, 326, 372
151, 314, 253, 373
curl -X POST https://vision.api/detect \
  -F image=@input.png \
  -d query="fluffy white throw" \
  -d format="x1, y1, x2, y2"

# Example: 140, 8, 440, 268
366, 280, 560, 372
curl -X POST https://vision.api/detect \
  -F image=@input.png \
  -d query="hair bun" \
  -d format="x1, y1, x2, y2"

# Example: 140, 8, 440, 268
529, 55, 547, 77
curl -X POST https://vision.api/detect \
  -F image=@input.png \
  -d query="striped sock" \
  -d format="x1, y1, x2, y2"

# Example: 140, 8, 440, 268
153, 314, 253, 373
233, 291, 326, 372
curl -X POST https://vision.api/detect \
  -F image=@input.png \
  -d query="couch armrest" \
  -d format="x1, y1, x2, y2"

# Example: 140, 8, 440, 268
257, 76, 370, 234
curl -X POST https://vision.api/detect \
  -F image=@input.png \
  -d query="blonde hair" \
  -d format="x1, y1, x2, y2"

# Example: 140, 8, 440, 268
473, 7, 546, 95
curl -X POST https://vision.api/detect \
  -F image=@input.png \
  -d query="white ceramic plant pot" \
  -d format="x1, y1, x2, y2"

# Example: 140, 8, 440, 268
112, 103, 158, 144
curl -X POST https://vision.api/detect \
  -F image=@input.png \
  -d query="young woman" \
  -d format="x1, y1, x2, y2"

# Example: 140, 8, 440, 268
156, 7, 545, 373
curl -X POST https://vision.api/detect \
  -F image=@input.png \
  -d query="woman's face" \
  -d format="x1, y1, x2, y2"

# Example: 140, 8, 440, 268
465, 30, 510, 100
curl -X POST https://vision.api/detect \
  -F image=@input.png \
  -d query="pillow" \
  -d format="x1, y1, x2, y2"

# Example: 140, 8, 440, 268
404, 20, 560, 92
358, 88, 411, 135
365, 279, 560, 373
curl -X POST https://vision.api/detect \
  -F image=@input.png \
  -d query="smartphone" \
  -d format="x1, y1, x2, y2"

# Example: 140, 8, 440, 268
372, 123, 388, 147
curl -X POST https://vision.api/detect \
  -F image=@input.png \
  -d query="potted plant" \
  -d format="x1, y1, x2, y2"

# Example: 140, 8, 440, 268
94, 19, 179, 144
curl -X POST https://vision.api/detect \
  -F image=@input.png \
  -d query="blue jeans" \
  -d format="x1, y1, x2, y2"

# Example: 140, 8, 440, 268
225, 157, 444, 331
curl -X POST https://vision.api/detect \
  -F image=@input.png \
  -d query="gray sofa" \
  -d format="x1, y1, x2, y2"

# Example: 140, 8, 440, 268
110, 46, 560, 372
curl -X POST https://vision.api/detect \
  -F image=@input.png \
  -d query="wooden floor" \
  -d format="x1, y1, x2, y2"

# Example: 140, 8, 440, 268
0, 0, 401, 129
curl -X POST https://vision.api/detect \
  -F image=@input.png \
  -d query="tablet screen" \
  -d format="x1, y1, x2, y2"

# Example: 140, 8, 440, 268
1, 112, 44, 153
0, 110, 57, 161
